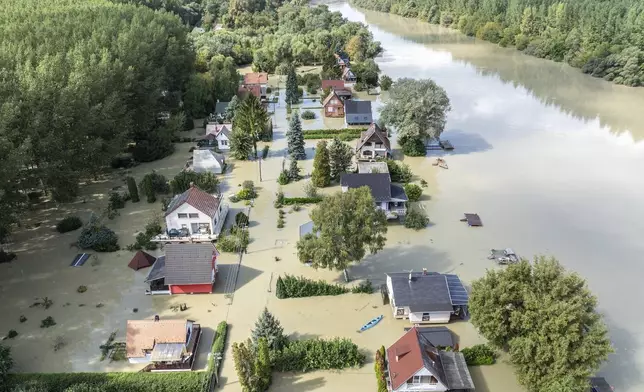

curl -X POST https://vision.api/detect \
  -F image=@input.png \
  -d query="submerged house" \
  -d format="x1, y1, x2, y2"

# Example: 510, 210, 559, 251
345, 100, 372, 125
385, 270, 469, 324
204, 123, 231, 151
356, 123, 391, 160
386, 327, 474, 391
160, 185, 228, 240
323, 90, 345, 118
321, 79, 352, 100
193, 149, 225, 174
126, 318, 201, 371
342, 67, 357, 83
145, 243, 219, 295
340, 173, 407, 219
241, 72, 268, 100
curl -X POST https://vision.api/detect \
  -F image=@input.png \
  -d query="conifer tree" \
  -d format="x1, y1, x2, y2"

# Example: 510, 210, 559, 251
251, 307, 286, 351
285, 64, 299, 104
328, 137, 353, 180
255, 338, 272, 391
287, 114, 306, 159
126, 176, 139, 202
311, 140, 331, 187
288, 155, 301, 181
232, 339, 254, 392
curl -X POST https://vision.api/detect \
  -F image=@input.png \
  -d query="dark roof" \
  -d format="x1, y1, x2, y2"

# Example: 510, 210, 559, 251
589, 377, 612, 392
390, 184, 408, 201
345, 100, 372, 115
403, 326, 454, 348
464, 213, 482, 226
386, 272, 454, 312
215, 101, 229, 114
145, 256, 166, 282
164, 244, 216, 285
387, 327, 473, 391
356, 123, 391, 151
299, 221, 315, 239
165, 186, 220, 218
340, 173, 392, 202
128, 251, 156, 271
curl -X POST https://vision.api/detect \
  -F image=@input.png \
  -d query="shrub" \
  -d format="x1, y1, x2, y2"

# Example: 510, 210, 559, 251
77, 286, 87, 293
375, 346, 387, 392
275, 275, 349, 299
351, 280, 373, 294
139, 172, 169, 203
461, 344, 496, 366
77, 217, 119, 252
127, 217, 164, 251
170, 171, 218, 195
302, 181, 318, 198
110, 154, 135, 169
277, 170, 290, 185
386, 160, 413, 183
283, 196, 323, 205
7, 330, 18, 339
261, 145, 270, 159
56, 217, 82, 233
203, 321, 228, 392
271, 338, 365, 372
108, 192, 127, 210
420, 179, 428, 187
126, 177, 139, 203
401, 137, 426, 157
353, 81, 365, 92
235, 212, 249, 228
236, 188, 255, 200
217, 230, 249, 253
212, 322, 228, 355
290, 204, 301, 212
301, 128, 366, 140
274, 190, 285, 208
404, 209, 430, 230
404, 184, 422, 201
19, 315, 27, 323
300, 110, 316, 120
379, 75, 393, 91
40, 317, 56, 328
0, 250, 16, 264
277, 217, 285, 229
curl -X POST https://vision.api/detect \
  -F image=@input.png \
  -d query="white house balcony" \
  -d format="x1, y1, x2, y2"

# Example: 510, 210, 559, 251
152, 204, 229, 243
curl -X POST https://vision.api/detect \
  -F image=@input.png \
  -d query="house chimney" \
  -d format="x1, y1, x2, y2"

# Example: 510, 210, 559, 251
422, 268, 427, 275
189, 182, 195, 188
408, 270, 413, 282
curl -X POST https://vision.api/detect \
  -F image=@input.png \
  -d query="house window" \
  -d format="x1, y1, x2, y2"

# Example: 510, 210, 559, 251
422, 313, 430, 322
413, 376, 422, 383
331, 99, 338, 104
189, 213, 199, 219
363, 116, 368, 121
364, 142, 372, 147
178, 213, 188, 219
220, 140, 228, 146
181, 224, 187, 229
396, 308, 404, 316
327, 107, 334, 113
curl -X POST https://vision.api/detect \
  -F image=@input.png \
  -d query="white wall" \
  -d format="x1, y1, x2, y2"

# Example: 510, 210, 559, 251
128, 353, 151, 364
216, 134, 230, 150
409, 311, 452, 324
393, 367, 448, 392
165, 203, 219, 235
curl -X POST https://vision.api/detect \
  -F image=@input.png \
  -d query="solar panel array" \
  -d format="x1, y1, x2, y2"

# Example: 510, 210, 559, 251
445, 274, 469, 306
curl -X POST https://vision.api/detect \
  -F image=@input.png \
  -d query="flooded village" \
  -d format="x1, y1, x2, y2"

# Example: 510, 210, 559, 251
2, 1, 644, 392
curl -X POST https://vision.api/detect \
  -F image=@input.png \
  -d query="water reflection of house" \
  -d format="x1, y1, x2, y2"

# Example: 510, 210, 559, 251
126, 318, 201, 372
340, 173, 407, 220
385, 326, 474, 391
145, 243, 218, 295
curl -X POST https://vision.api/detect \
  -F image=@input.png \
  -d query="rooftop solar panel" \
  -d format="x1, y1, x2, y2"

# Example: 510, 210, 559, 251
445, 274, 469, 306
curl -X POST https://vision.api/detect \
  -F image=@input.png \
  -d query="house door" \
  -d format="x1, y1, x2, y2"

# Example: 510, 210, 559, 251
422, 313, 430, 322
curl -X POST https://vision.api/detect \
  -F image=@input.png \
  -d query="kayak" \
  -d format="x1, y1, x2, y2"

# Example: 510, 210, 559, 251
358, 315, 383, 332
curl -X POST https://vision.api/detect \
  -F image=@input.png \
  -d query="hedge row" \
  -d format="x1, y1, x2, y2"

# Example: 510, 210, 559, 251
375, 346, 387, 392
303, 133, 359, 141
302, 128, 368, 135
203, 321, 228, 391
276, 275, 348, 299
282, 197, 324, 205
9, 372, 204, 392
271, 338, 365, 372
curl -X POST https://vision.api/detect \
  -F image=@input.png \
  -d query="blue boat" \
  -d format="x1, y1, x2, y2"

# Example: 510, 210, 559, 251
358, 315, 383, 333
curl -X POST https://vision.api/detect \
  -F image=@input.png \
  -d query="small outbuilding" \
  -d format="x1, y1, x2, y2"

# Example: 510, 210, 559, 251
462, 213, 482, 227
193, 149, 225, 174
128, 251, 156, 271
345, 100, 372, 125
357, 161, 389, 174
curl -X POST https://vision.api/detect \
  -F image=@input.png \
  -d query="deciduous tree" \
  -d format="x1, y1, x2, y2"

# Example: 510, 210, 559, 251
311, 141, 330, 187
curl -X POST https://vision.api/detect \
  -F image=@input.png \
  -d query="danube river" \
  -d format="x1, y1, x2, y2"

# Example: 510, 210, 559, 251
330, 2, 644, 391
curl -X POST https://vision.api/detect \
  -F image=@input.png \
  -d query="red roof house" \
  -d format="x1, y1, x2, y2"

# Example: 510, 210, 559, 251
321, 80, 345, 90
386, 327, 474, 391
243, 72, 268, 85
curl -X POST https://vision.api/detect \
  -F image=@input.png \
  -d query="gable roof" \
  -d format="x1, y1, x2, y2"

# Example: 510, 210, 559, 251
164, 243, 216, 285
387, 327, 474, 390
340, 173, 391, 202
206, 123, 231, 138
356, 123, 391, 151
322, 90, 343, 107
126, 319, 188, 358
386, 272, 453, 312
243, 72, 268, 85
321, 80, 345, 90
128, 251, 156, 271
215, 101, 229, 114
403, 326, 454, 348
345, 100, 372, 115
145, 255, 166, 282
342, 67, 356, 79
390, 184, 408, 201
165, 185, 220, 218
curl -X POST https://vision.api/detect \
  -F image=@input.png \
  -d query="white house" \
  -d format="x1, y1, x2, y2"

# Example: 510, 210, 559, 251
385, 270, 469, 324
205, 123, 232, 151
340, 173, 408, 220
386, 327, 474, 391
162, 185, 228, 240
193, 149, 225, 174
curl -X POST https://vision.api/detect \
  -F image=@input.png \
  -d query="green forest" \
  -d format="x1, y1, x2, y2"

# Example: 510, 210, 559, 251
0, 0, 380, 242
352, 0, 644, 87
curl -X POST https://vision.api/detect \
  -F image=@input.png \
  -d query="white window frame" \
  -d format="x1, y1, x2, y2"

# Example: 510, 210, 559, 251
178, 213, 188, 219
188, 213, 199, 219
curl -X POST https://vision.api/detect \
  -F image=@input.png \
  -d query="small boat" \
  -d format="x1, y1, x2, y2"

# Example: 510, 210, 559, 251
358, 315, 383, 333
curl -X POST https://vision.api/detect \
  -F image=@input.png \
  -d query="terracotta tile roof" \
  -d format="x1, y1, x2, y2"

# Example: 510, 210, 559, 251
243, 72, 268, 85
321, 80, 345, 90
356, 123, 391, 151
322, 90, 343, 107
165, 185, 220, 218
387, 327, 425, 390
126, 319, 188, 358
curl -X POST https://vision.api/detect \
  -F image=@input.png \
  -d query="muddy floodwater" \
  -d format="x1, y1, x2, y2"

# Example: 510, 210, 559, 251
326, 2, 644, 391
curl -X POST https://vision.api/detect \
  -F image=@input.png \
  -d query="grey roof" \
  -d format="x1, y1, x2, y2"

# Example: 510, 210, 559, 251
299, 221, 316, 239
357, 161, 389, 174
439, 351, 475, 390
345, 100, 372, 115
387, 272, 454, 312
589, 377, 612, 392
145, 256, 166, 282
164, 244, 215, 285
215, 101, 229, 114
403, 326, 454, 348
340, 173, 392, 202
390, 184, 408, 201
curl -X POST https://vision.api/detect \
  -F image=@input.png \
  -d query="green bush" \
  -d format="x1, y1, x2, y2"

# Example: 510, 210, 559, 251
139, 172, 169, 203
404, 209, 430, 230
461, 344, 496, 366
386, 160, 413, 183
283, 196, 323, 205
277, 217, 285, 229
217, 230, 249, 253
203, 321, 228, 392
379, 75, 393, 91
77, 217, 119, 252
277, 170, 290, 185
77, 286, 87, 293
56, 217, 82, 233
274, 190, 285, 208
212, 322, 228, 355
351, 280, 373, 294
108, 192, 127, 210
301, 128, 366, 140
40, 317, 56, 328
404, 183, 422, 201
9, 372, 205, 392
401, 137, 427, 157
275, 275, 349, 299
111, 154, 136, 169
261, 145, 270, 159
235, 212, 249, 228
271, 338, 365, 372
170, 171, 219, 195
301, 110, 316, 120
375, 346, 387, 392
7, 330, 18, 339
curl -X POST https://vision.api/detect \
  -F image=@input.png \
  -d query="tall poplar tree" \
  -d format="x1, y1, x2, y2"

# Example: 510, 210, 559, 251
311, 140, 330, 187
285, 64, 299, 104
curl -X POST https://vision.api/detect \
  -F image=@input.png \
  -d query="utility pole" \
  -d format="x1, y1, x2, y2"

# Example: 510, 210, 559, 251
258, 157, 262, 182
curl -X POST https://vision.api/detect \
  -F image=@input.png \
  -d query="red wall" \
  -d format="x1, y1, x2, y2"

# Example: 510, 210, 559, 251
170, 284, 213, 294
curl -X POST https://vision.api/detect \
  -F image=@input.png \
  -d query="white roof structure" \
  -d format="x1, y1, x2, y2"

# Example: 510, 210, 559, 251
193, 149, 225, 174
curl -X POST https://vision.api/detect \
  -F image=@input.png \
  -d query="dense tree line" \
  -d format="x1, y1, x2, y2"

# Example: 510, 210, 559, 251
353, 0, 644, 86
